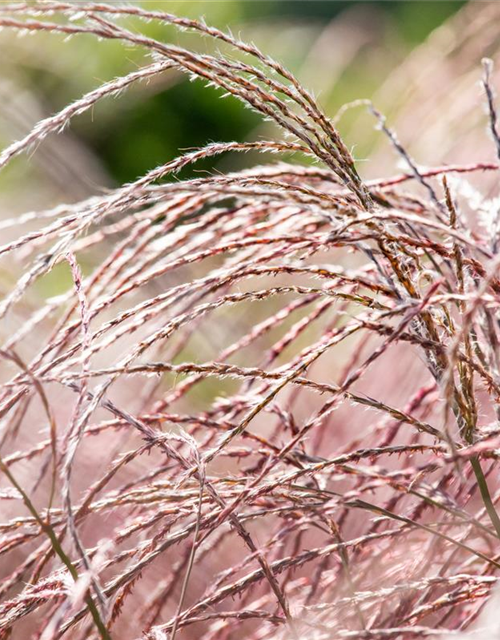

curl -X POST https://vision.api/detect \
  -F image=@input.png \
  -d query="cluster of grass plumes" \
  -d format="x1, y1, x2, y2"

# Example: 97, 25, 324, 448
1, 2, 500, 639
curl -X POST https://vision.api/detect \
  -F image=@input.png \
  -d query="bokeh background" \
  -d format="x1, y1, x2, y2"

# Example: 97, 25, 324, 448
0, 0, 476, 208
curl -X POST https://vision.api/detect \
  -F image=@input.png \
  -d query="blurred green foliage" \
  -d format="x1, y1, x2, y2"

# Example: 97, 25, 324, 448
3, 1, 466, 187
90, 1, 465, 184
244, 1, 464, 41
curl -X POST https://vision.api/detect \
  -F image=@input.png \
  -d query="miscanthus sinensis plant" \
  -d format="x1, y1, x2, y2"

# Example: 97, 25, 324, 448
0, 2, 500, 639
